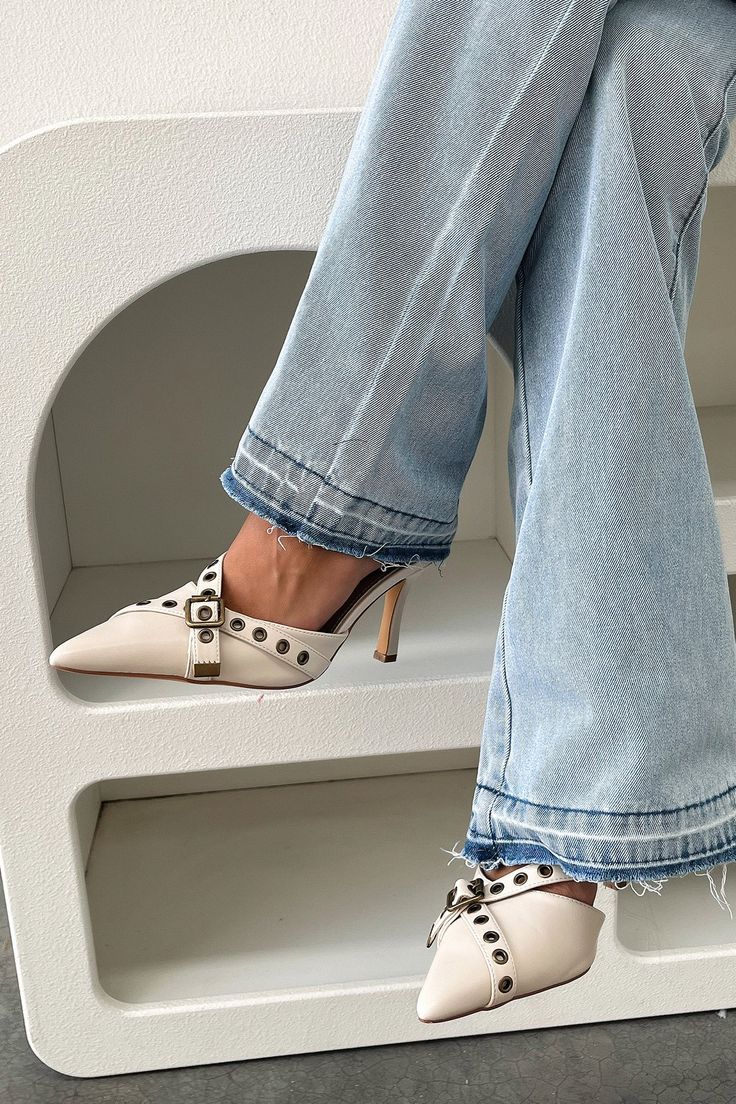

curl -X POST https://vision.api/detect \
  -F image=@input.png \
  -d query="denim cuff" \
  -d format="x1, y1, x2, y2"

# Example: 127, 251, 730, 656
461, 781, 736, 885
220, 430, 455, 566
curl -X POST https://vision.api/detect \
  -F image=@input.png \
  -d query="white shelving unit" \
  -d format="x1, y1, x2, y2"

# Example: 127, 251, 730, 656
1, 15, 735, 1076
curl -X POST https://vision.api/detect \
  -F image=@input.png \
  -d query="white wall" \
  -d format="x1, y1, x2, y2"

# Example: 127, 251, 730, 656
3, 1, 734, 183
3, 1, 396, 148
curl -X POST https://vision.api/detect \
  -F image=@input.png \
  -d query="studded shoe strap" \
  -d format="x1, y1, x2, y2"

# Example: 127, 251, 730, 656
478, 862, 572, 902
181, 556, 225, 678
426, 862, 570, 947
110, 556, 226, 678
216, 609, 335, 680
426, 863, 571, 1009
462, 902, 518, 1009
111, 554, 339, 681
425, 873, 519, 1008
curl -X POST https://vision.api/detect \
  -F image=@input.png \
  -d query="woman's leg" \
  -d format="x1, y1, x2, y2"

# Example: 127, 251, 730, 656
462, 0, 736, 891
220, 0, 620, 629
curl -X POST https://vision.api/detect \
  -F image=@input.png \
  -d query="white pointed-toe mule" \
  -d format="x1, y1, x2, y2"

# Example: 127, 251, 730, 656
417, 862, 605, 1024
49, 552, 428, 690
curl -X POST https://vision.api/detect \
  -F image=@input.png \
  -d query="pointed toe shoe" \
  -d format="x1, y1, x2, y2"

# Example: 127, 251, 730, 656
417, 861, 605, 1023
49, 552, 427, 690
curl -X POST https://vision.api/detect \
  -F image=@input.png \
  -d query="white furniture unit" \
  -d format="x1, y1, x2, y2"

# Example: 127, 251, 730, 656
2, 4, 736, 1077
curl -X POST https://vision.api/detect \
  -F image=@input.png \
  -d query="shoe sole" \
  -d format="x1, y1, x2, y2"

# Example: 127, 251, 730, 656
52, 665, 310, 691
417, 965, 593, 1024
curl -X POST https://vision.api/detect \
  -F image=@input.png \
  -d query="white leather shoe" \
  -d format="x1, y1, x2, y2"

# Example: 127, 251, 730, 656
417, 862, 605, 1023
49, 552, 427, 689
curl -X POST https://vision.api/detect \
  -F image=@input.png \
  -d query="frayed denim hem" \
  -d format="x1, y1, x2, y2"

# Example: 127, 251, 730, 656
220, 464, 451, 568
448, 836, 736, 917
458, 777, 736, 906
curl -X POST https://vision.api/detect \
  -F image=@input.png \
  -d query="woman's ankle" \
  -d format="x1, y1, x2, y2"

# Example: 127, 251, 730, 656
222, 513, 381, 630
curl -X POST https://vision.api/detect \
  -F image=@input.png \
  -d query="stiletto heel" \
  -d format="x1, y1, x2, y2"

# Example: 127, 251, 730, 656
373, 579, 410, 663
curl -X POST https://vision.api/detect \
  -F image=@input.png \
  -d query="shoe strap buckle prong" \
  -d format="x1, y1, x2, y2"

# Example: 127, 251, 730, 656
428, 878, 487, 948
445, 876, 486, 912
184, 594, 225, 628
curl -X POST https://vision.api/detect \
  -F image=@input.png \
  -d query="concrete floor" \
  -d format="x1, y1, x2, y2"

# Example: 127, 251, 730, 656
2, 880, 735, 1103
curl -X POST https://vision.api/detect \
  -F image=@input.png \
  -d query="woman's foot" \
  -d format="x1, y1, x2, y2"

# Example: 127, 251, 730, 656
222, 513, 382, 630
418, 862, 605, 1023
49, 543, 424, 688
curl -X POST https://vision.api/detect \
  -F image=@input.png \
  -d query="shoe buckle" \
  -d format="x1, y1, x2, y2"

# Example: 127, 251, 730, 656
427, 878, 486, 948
184, 594, 225, 628
445, 876, 485, 912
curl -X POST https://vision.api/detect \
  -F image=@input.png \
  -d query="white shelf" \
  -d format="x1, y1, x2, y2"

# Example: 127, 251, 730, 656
87, 769, 476, 1002
699, 404, 736, 574
5, 101, 735, 1076
86, 768, 736, 1009
50, 537, 511, 704
616, 868, 736, 955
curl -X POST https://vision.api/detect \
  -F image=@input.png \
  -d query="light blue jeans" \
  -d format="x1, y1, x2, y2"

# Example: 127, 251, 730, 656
221, 0, 736, 888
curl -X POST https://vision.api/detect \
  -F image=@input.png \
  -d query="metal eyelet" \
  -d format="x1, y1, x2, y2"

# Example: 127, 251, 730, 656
229, 618, 245, 632
162, 599, 177, 608
498, 976, 513, 993
492, 949, 508, 964
472, 914, 489, 925
297, 650, 310, 665
253, 627, 267, 642
490, 882, 504, 895
513, 872, 528, 885
136, 600, 151, 605
275, 639, 290, 654
197, 607, 213, 621
203, 571, 216, 582
198, 629, 214, 643
538, 864, 554, 877
483, 930, 500, 943
466, 903, 481, 913
201, 588, 216, 597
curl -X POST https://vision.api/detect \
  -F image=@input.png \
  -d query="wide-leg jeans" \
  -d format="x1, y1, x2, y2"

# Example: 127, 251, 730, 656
221, 0, 736, 887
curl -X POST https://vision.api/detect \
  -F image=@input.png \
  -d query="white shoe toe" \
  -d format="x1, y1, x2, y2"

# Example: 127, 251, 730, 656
416, 917, 492, 1022
49, 608, 188, 677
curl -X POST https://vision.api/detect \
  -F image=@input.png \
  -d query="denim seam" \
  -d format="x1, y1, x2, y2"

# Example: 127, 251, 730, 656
224, 466, 454, 554
486, 588, 514, 838
464, 832, 736, 873
234, 455, 453, 541
486, 805, 736, 844
474, 779, 736, 818
702, 65, 736, 167
514, 265, 534, 489
669, 65, 736, 298
333, 0, 593, 402
243, 427, 455, 527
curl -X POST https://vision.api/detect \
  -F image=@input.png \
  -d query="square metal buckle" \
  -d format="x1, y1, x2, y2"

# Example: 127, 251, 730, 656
184, 594, 225, 629
445, 877, 485, 912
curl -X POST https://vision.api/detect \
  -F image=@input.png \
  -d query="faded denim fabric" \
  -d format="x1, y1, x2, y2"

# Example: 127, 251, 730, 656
221, 0, 736, 885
